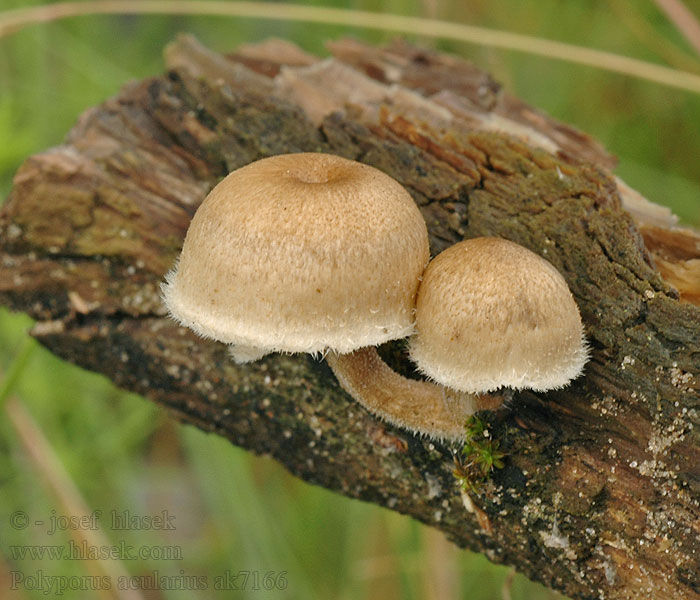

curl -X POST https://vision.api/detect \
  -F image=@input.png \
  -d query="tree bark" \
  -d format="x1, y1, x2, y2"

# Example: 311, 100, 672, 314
1, 35, 699, 600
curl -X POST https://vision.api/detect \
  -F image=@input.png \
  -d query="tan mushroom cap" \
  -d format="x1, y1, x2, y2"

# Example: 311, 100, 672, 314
162, 153, 429, 356
409, 237, 588, 393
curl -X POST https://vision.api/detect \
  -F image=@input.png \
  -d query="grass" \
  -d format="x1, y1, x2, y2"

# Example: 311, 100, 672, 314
1, 1, 699, 598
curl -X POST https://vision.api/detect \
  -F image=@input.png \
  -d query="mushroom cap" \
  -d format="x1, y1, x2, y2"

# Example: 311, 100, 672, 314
162, 153, 429, 355
409, 237, 588, 393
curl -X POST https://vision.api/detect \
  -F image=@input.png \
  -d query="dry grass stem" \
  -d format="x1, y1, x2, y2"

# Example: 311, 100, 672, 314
1, 1, 700, 94
653, 0, 700, 56
5, 396, 145, 600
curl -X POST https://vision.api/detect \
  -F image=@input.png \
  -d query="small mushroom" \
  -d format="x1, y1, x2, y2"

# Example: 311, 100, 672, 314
408, 237, 589, 420
329, 237, 588, 441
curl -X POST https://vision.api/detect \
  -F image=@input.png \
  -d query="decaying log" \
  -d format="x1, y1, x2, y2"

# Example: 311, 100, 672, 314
1, 35, 699, 600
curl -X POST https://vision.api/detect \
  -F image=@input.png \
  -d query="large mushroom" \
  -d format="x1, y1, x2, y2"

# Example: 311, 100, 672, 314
162, 153, 474, 439
162, 153, 428, 362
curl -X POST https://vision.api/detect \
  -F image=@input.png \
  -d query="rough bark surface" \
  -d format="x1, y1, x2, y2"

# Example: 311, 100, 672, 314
1, 36, 699, 600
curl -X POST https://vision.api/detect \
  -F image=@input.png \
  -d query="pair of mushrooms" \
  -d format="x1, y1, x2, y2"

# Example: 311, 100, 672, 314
162, 153, 588, 442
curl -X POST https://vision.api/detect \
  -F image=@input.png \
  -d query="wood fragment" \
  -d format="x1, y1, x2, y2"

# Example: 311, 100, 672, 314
1, 34, 699, 600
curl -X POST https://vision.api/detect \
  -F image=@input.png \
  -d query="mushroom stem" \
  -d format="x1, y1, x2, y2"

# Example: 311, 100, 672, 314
326, 347, 503, 442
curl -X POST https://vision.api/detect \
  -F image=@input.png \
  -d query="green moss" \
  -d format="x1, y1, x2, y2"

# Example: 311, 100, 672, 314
453, 415, 506, 495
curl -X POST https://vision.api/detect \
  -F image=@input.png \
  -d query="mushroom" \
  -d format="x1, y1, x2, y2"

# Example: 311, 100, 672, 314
330, 237, 588, 441
162, 154, 586, 443
162, 153, 470, 439
162, 152, 430, 357
408, 237, 589, 422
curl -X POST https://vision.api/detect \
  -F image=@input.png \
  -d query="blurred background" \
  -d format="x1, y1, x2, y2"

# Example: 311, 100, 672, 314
1, 1, 699, 598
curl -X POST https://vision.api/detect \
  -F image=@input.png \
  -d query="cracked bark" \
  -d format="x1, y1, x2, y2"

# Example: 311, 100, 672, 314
1, 35, 699, 600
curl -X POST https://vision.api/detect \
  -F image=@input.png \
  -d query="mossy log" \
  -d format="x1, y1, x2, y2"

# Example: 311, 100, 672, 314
1, 35, 699, 600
